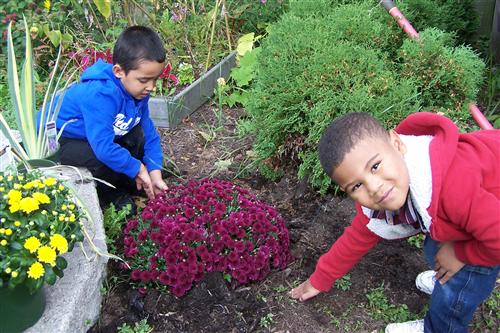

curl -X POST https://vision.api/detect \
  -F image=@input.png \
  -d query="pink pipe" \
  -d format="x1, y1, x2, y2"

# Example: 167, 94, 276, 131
387, 7, 420, 39
380, 0, 494, 130
469, 104, 494, 130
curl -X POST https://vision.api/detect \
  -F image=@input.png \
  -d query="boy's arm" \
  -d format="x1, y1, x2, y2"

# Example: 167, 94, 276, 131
81, 92, 141, 178
309, 207, 380, 291
290, 205, 380, 301
439, 168, 500, 266
139, 107, 164, 172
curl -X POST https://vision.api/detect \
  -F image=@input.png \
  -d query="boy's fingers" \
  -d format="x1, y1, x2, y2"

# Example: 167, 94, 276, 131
438, 271, 454, 285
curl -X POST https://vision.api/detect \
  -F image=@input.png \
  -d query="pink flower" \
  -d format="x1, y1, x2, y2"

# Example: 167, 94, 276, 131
123, 178, 292, 297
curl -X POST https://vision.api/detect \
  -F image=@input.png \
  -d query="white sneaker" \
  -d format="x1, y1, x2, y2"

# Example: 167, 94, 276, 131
385, 319, 424, 333
415, 270, 436, 295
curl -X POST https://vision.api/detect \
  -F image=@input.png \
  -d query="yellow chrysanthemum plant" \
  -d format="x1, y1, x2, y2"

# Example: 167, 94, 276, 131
0, 170, 84, 293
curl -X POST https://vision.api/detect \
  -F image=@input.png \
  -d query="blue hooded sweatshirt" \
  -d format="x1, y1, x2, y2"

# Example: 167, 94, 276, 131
52, 60, 163, 179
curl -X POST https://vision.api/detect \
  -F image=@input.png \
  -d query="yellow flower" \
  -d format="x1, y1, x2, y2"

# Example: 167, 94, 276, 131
0, 186, 4, 192
5, 229, 12, 236
27, 262, 44, 279
0, 228, 4, 234
7, 175, 13, 181
20, 197, 40, 213
11, 271, 18, 278
14, 221, 21, 227
61, 205, 67, 211
44, 177, 57, 186
24, 236, 41, 253
44, 0, 51, 11
0, 240, 7, 246
69, 204, 75, 210
13, 183, 22, 190
217, 77, 226, 86
50, 234, 68, 254
9, 201, 20, 213
33, 192, 50, 204
17, 175, 24, 181
58, 185, 65, 191
23, 181, 36, 190
5, 267, 11, 274
69, 214, 76, 222
58, 215, 65, 221
37, 246, 56, 265
39, 233, 46, 238
0, 175, 3, 181
7, 189, 22, 202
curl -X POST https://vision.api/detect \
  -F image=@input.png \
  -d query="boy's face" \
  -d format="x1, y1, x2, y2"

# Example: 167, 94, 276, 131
332, 131, 410, 212
113, 60, 165, 100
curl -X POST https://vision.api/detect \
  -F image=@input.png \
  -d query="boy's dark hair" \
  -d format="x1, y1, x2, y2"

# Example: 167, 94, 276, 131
113, 26, 166, 73
318, 112, 388, 177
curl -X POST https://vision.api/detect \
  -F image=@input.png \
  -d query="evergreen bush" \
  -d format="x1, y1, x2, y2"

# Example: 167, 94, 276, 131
399, 0, 479, 46
240, 0, 484, 193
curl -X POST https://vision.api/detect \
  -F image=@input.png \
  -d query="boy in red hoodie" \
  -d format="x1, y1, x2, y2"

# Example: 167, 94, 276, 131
290, 112, 500, 332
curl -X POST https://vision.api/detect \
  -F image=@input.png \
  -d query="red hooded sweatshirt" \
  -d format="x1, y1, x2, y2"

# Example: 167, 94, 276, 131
309, 112, 500, 292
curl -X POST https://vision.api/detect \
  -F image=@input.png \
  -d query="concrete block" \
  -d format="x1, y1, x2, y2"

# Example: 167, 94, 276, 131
26, 168, 108, 333
149, 51, 237, 128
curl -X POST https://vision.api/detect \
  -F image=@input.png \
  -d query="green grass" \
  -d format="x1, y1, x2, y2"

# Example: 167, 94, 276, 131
364, 284, 423, 324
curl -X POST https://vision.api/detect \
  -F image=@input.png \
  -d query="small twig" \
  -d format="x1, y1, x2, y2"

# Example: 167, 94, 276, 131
205, 0, 222, 71
222, 0, 232, 52
84, 0, 107, 41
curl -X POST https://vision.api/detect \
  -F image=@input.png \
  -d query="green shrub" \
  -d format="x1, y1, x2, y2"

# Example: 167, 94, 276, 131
398, 0, 479, 46
227, 0, 290, 35
240, 0, 484, 192
399, 28, 485, 117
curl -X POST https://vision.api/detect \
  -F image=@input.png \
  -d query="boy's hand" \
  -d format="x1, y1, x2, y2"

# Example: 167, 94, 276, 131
135, 164, 155, 199
289, 279, 321, 301
434, 241, 465, 285
149, 169, 167, 195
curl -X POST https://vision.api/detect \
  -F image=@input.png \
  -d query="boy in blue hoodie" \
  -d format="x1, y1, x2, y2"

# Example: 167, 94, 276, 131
53, 26, 167, 212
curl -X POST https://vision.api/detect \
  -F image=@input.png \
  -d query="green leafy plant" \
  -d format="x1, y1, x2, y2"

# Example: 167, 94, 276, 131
0, 170, 84, 293
117, 319, 153, 333
176, 62, 195, 86
225, 35, 261, 108
259, 313, 275, 329
407, 234, 425, 249
334, 273, 352, 291
102, 203, 131, 254
364, 284, 421, 324
0, 20, 76, 166
479, 288, 500, 330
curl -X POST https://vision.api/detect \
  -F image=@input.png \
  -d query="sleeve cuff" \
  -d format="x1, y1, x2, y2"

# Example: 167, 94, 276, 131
309, 271, 334, 292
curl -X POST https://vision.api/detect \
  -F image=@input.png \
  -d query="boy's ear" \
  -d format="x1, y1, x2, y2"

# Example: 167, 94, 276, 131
330, 171, 346, 192
389, 130, 407, 154
112, 64, 125, 78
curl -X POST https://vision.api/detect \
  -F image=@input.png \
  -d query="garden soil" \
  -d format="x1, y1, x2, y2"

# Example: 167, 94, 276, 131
89, 105, 498, 333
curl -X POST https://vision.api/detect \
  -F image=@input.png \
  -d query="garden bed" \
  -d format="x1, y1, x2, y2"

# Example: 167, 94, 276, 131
89, 104, 498, 333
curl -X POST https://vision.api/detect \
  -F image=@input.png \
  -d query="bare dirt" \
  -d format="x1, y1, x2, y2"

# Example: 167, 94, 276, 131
89, 104, 498, 333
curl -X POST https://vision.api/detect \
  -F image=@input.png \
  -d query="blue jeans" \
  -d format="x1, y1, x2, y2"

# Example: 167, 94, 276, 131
423, 236, 499, 333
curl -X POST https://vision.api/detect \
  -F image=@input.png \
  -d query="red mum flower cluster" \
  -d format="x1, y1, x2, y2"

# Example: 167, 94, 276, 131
123, 178, 292, 297
68, 48, 114, 72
